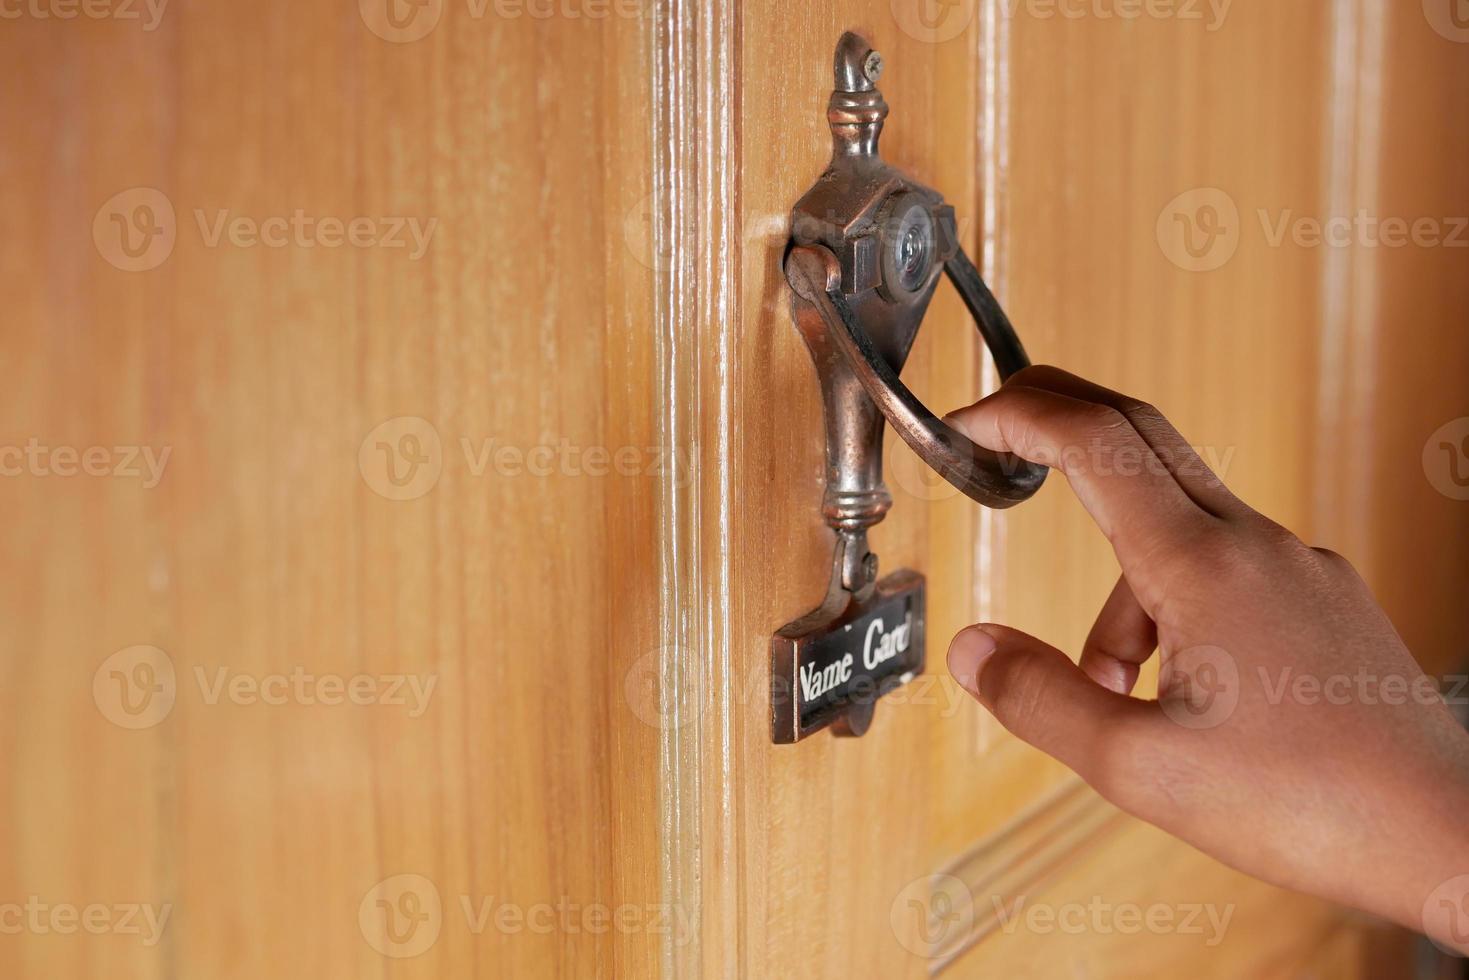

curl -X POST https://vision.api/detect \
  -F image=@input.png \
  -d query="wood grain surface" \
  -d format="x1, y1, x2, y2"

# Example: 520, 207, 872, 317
2, 0, 1465, 977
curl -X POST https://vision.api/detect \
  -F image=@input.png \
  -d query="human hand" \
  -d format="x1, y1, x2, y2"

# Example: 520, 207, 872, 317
943, 365, 1469, 953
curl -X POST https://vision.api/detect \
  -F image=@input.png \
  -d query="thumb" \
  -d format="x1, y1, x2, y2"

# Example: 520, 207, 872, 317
947, 624, 1151, 782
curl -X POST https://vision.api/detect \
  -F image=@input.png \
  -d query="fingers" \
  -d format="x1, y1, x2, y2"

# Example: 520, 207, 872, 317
947, 624, 1159, 784
1001, 365, 1244, 518
1080, 575, 1158, 695
945, 384, 1217, 605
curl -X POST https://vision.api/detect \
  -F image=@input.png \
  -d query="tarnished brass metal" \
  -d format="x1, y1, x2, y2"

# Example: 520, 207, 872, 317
772, 32, 1045, 744
786, 31, 1046, 520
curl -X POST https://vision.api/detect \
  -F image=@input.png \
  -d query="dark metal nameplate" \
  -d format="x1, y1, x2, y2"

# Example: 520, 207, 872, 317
771, 570, 926, 743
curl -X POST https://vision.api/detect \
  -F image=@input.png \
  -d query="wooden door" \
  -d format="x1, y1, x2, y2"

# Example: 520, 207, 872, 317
4, 1, 1466, 978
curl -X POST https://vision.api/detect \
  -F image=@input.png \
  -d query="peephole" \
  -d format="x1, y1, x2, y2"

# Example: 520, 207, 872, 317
877, 193, 936, 302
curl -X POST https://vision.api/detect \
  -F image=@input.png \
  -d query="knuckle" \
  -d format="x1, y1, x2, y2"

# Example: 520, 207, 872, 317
1309, 545, 1354, 573
1170, 521, 1240, 572
1145, 522, 1251, 613
1073, 402, 1132, 447
1116, 399, 1177, 446
1117, 398, 1164, 427
1006, 364, 1053, 388
1250, 515, 1303, 550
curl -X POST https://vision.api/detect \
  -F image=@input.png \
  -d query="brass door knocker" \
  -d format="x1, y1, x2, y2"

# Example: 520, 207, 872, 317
773, 32, 1045, 744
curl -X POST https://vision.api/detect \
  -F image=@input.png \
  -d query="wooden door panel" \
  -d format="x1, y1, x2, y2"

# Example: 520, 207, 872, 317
5, 1, 1466, 978
1, 7, 666, 979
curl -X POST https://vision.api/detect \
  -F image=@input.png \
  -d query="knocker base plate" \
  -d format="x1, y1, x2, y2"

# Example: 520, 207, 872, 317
771, 569, 926, 743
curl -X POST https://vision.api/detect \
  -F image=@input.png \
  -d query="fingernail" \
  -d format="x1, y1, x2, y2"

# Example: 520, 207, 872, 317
947, 626, 998, 698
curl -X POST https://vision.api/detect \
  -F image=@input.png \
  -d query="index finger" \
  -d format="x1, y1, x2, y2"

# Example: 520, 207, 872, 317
945, 384, 1221, 608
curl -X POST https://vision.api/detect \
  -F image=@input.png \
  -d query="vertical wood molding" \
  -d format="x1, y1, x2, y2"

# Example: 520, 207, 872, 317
1315, 0, 1386, 564
649, 0, 740, 974
973, 0, 1012, 753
